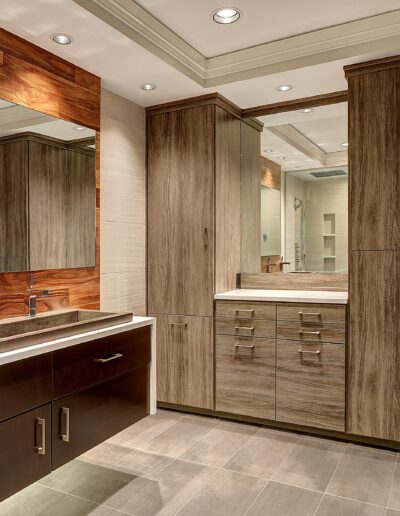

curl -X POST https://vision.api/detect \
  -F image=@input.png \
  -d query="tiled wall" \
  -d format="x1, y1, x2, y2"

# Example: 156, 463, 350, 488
100, 89, 146, 314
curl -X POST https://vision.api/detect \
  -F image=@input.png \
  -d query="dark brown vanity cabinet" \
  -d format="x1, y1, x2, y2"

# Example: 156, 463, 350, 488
0, 325, 151, 502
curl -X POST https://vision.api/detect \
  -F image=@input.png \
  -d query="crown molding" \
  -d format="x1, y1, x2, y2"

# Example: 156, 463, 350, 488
74, 1, 400, 87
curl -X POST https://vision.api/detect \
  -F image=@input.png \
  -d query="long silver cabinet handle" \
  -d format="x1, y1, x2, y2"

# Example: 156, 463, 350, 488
298, 311, 321, 317
298, 330, 321, 335
235, 326, 255, 334
35, 418, 46, 455
298, 349, 321, 355
234, 344, 255, 350
235, 309, 255, 317
94, 353, 124, 363
60, 407, 70, 443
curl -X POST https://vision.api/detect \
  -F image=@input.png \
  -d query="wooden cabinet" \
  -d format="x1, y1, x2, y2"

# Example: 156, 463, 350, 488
153, 314, 214, 409
52, 368, 148, 469
0, 404, 51, 502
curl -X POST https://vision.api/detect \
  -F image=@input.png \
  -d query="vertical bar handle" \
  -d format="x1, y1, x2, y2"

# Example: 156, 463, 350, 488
35, 418, 46, 455
204, 227, 209, 250
60, 407, 70, 443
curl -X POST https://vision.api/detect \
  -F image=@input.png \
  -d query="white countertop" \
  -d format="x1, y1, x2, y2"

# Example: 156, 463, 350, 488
214, 289, 348, 304
0, 315, 155, 366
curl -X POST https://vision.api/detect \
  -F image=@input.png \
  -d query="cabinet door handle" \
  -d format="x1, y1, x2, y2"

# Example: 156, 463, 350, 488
35, 418, 46, 455
234, 344, 255, 350
94, 352, 123, 363
235, 326, 254, 336
235, 309, 255, 318
170, 322, 187, 328
298, 330, 321, 336
203, 227, 209, 250
60, 407, 70, 443
298, 349, 321, 355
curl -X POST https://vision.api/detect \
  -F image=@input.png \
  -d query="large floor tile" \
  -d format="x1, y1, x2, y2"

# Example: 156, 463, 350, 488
176, 468, 266, 516
140, 417, 217, 457
388, 458, 400, 510
316, 495, 386, 516
0, 484, 100, 516
272, 436, 346, 491
224, 427, 299, 479
387, 510, 400, 516
246, 481, 322, 516
113, 459, 217, 515
38, 460, 136, 506
327, 446, 397, 506
180, 420, 256, 467
80, 442, 135, 469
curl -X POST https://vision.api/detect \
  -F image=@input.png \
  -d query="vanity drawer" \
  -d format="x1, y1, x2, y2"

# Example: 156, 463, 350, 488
0, 354, 52, 423
277, 321, 345, 344
215, 300, 276, 320
53, 326, 151, 398
276, 340, 345, 431
216, 335, 275, 420
277, 303, 346, 324
215, 317, 276, 338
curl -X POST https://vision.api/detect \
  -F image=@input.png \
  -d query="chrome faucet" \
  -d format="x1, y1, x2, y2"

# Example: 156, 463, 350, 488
28, 294, 37, 317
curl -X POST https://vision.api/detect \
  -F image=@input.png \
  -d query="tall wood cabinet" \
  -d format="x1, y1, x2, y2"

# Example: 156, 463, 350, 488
147, 94, 262, 409
345, 57, 400, 441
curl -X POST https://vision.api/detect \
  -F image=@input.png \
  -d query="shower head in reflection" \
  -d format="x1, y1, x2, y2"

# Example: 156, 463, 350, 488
294, 197, 306, 211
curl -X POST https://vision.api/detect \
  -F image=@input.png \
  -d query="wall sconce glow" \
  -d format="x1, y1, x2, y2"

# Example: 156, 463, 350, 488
213, 8, 241, 24
51, 34, 72, 45
300, 108, 313, 113
276, 85, 292, 92
140, 83, 157, 91
341, 142, 349, 147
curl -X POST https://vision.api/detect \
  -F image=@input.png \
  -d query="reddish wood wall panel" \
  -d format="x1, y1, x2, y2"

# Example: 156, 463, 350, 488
0, 28, 100, 318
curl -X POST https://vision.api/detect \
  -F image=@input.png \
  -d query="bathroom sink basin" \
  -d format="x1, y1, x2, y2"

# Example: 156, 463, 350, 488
0, 309, 133, 353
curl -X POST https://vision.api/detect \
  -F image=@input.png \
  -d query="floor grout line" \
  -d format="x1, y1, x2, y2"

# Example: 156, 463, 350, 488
386, 452, 399, 509
242, 480, 270, 516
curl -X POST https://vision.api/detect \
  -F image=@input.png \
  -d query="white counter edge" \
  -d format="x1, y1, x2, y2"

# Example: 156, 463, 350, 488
214, 289, 348, 304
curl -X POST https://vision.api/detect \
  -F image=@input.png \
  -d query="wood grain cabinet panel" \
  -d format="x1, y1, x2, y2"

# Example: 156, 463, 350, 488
147, 106, 215, 317
277, 303, 346, 324
153, 314, 214, 409
276, 340, 345, 431
216, 317, 276, 339
215, 300, 276, 320
277, 321, 345, 344
216, 335, 275, 419
0, 404, 51, 503
348, 251, 400, 440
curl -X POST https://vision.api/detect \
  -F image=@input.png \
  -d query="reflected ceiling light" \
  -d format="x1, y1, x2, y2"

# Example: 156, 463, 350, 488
276, 84, 292, 92
140, 83, 157, 91
51, 33, 72, 45
212, 8, 241, 24
300, 108, 313, 113
74, 126, 86, 131
341, 142, 349, 147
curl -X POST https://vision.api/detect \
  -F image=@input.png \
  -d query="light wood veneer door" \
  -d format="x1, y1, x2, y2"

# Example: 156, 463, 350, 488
153, 314, 214, 409
276, 340, 345, 431
147, 106, 215, 317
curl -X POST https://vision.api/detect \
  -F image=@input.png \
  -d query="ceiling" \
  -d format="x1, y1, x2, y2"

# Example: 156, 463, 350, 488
136, 0, 400, 57
0, 0, 400, 109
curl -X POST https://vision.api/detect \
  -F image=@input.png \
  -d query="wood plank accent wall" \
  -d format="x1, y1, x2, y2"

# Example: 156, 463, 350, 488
345, 56, 400, 441
0, 28, 100, 319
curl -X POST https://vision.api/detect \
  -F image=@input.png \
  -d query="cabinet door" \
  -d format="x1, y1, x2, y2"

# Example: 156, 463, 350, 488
154, 314, 214, 409
0, 404, 51, 502
147, 106, 215, 316
276, 340, 345, 431
52, 368, 148, 469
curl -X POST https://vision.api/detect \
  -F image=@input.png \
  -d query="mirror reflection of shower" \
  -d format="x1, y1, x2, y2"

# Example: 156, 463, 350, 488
294, 196, 307, 272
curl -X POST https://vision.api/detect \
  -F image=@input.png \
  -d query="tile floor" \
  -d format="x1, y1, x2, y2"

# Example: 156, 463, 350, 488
1, 409, 400, 515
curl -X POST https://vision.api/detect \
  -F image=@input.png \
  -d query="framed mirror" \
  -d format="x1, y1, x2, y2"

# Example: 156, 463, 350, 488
0, 99, 96, 273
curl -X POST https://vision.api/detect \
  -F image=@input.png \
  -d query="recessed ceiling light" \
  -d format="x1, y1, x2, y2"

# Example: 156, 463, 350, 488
300, 108, 313, 113
264, 148, 273, 153
276, 156, 286, 160
51, 33, 72, 45
341, 142, 349, 147
276, 84, 292, 92
73, 126, 86, 131
140, 83, 157, 91
212, 8, 241, 24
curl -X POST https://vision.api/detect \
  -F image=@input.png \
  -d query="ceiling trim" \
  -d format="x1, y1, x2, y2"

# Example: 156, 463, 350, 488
267, 124, 348, 167
73, 1, 400, 87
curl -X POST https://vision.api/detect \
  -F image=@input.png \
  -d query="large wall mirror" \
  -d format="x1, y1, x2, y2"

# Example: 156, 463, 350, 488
251, 101, 348, 274
0, 99, 96, 273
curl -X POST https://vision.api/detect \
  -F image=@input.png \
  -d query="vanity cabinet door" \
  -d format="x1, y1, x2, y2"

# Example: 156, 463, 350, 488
154, 314, 214, 409
52, 368, 148, 469
0, 404, 51, 502
276, 340, 345, 431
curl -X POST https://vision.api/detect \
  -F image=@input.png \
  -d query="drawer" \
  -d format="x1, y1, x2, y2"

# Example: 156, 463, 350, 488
53, 326, 151, 398
215, 300, 276, 320
276, 340, 345, 431
216, 334, 275, 420
277, 320, 345, 344
216, 317, 276, 338
0, 354, 52, 423
277, 303, 346, 324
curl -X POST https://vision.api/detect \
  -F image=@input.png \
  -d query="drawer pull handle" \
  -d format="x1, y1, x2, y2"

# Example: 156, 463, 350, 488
95, 352, 124, 363
235, 326, 254, 335
298, 330, 321, 336
169, 322, 187, 328
235, 309, 255, 318
60, 407, 70, 443
35, 418, 46, 455
235, 344, 255, 350
298, 349, 321, 355
298, 312, 321, 316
